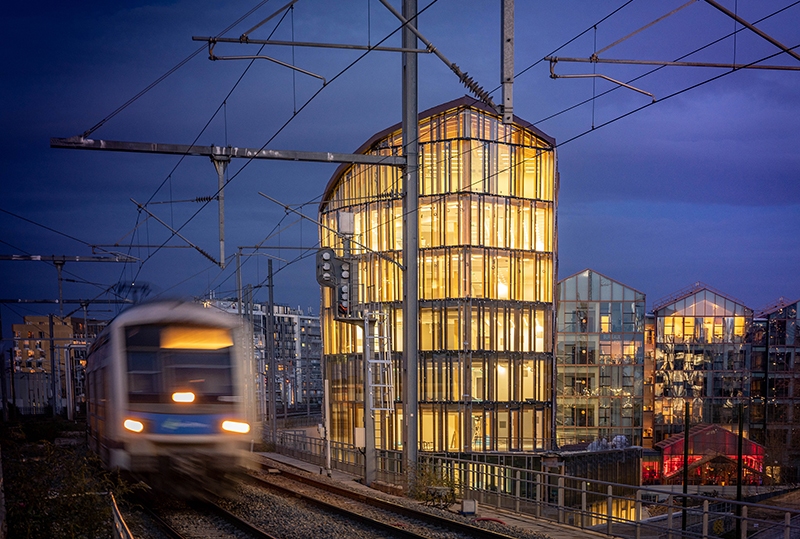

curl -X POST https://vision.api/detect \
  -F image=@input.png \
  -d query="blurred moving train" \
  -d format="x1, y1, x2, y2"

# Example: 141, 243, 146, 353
86, 300, 259, 490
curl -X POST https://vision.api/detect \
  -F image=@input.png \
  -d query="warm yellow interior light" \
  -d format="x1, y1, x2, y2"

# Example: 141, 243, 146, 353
124, 419, 144, 433
161, 326, 233, 350
172, 391, 195, 403
222, 420, 250, 434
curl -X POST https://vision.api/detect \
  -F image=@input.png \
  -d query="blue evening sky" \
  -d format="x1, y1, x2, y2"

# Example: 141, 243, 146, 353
1, 0, 798, 336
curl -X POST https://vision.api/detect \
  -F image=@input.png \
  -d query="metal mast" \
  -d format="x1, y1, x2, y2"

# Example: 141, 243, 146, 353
401, 0, 419, 482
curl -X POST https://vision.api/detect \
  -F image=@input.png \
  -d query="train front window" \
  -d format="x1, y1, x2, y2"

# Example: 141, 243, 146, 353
163, 350, 234, 396
126, 324, 235, 404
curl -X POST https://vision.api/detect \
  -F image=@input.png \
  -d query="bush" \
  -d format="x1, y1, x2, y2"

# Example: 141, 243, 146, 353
408, 461, 458, 501
1, 418, 136, 538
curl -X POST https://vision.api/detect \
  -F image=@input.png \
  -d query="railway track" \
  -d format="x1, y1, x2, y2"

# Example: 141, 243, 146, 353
131, 491, 280, 539
244, 455, 546, 539
121, 455, 553, 539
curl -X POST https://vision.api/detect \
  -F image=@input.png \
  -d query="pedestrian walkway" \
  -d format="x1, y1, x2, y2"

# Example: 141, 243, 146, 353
258, 451, 618, 539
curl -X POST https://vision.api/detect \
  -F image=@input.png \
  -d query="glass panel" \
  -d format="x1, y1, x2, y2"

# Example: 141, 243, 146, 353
471, 251, 484, 297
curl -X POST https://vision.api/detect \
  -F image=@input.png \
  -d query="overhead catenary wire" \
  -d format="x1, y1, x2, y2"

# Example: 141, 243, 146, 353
126, 0, 442, 301
346, 0, 800, 259
167, 0, 786, 298
79, 0, 275, 140
122, 4, 299, 290
47, 1, 797, 309
534, 0, 800, 125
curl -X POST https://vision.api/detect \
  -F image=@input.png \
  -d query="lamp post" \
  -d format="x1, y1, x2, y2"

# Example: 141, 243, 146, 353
736, 400, 744, 538
682, 400, 690, 533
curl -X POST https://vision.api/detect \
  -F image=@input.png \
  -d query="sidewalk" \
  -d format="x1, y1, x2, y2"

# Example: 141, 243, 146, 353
258, 451, 617, 539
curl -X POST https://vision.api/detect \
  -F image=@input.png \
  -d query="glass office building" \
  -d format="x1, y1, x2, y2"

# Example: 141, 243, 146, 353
556, 269, 646, 447
750, 298, 800, 473
652, 283, 752, 443
318, 96, 557, 453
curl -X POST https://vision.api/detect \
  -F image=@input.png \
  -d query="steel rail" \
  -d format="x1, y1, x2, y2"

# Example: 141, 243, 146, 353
194, 498, 281, 539
253, 457, 521, 539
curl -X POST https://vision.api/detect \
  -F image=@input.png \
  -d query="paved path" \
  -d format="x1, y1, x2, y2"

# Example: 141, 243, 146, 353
259, 451, 617, 539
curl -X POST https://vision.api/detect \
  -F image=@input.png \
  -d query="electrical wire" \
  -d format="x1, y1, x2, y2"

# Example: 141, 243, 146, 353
350, 0, 800, 247
79, 0, 275, 139
126, 0, 442, 300
120, 5, 297, 292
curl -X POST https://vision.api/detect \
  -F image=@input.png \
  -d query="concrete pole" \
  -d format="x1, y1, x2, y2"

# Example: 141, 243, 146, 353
212, 156, 229, 269
64, 345, 74, 421
401, 0, 419, 488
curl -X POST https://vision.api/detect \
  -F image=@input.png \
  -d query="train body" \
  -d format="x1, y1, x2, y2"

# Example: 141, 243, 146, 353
85, 300, 259, 488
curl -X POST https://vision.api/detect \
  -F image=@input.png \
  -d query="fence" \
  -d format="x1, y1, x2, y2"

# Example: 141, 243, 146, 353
272, 431, 800, 539
111, 493, 134, 539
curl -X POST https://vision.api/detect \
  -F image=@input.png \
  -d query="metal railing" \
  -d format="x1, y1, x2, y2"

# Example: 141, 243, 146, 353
111, 493, 135, 539
271, 431, 800, 539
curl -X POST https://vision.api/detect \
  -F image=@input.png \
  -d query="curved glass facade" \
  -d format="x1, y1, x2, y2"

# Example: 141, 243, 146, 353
319, 98, 557, 453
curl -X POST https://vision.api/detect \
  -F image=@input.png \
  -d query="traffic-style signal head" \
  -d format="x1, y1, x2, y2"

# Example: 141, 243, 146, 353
337, 261, 350, 314
315, 248, 336, 287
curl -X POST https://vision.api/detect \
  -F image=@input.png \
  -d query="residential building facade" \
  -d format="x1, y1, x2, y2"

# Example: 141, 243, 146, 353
556, 269, 646, 448
651, 283, 752, 443
750, 298, 800, 476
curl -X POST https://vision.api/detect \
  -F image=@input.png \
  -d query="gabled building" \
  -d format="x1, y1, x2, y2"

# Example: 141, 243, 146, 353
651, 283, 752, 444
556, 269, 646, 448
654, 424, 765, 485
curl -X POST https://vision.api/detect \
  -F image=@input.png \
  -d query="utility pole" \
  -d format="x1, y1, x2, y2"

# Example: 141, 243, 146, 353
0, 309, 7, 422
211, 155, 229, 269
501, 0, 514, 124
736, 401, 744, 537
401, 0, 419, 486
682, 402, 690, 533
364, 315, 376, 486
54, 261, 64, 317
268, 259, 277, 444
49, 315, 58, 417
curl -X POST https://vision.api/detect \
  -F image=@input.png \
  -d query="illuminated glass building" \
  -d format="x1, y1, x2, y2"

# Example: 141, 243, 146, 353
318, 97, 557, 453
750, 298, 800, 473
556, 269, 646, 448
651, 283, 752, 443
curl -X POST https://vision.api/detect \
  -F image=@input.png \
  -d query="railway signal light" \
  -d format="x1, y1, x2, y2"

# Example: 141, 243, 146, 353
316, 248, 336, 287
316, 247, 354, 316
338, 261, 351, 315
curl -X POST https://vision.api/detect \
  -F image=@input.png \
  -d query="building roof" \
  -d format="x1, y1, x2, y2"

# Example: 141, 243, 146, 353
651, 281, 750, 314
654, 423, 764, 457
755, 296, 800, 318
320, 95, 556, 209
558, 268, 646, 297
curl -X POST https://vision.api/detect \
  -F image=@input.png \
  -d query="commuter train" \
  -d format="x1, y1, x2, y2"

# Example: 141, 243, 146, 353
86, 300, 259, 491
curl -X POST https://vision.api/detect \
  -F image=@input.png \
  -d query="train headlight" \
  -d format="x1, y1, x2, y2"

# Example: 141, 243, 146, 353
124, 419, 144, 433
172, 391, 195, 403
221, 420, 250, 434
